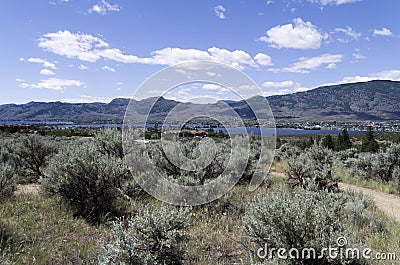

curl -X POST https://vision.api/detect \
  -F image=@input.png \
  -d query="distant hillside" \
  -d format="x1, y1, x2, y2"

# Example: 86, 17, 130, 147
267, 80, 400, 121
0, 80, 399, 122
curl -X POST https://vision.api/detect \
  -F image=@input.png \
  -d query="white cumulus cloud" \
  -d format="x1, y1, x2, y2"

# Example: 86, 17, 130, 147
101, 65, 116, 72
37, 30, 272, 70
38, 30, 108, 62
262, 81, 295, 88
19, 78, 85, 92
334, 26, 361, 42
22, 57, 57, 69
373, 27, 393, 36
202, 83, 229, 94
326, 63, 336, 69
269, 53, 343, 73
40, 69, 55, 75
305, 0, 362, 6
89, 0, 120, 15
263, 89, 291, 97
254, 53, 273, 66
259, 18, 327, 50
352, 49, 366, 61
341, 70, 400, 83
214, 5, 226, 19
59, 95, 119, 103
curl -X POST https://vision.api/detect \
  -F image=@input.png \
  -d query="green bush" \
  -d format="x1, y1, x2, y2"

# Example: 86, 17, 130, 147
42, 144, 129, 224
0, 139, 18, 200
346, 143, 400, 182
0, 163, 17, 201
99, 206, 190, 265
275, 143, 302, 161
147, 137, 230, 185
145, 135, 270, 187
48, 129, 73, 137
394, 166, 400, 193
15, 134, 57, 180
0, 220, 16, 255
285, 143, 339, 191
96, 128, 147, 198
95, 128, 124, 159
0, 139, 17, 167
343, 190, 387, 233
244, 187, 358, 264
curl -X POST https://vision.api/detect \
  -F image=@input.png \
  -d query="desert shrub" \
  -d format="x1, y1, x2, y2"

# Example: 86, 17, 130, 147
95, 128, 146, 198
244, 187, 356, 264
0, 139, 18, 168
393, 166, 400, 193
345, 143, 400, 182
148, 137, 230, 185
0, 163, 17, 201
275, 143, 302, 161
146, 135, 272, 187
381, 143, 400, 181
99, 206, 190, 265
343, 191, 374, 227
42, 144, 129, 224
240, 136, 274, 184
0, 140, 18, 201
0, 220, 16, 255
346, 153, 377, 180
15, 134, 57, 180
285, 143, 339, 191
336, 148, 358, 165
343, 190, 388, 234
95, 128, 124, 159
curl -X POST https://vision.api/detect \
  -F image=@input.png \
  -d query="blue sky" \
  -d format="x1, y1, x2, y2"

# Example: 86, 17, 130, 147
1, 0, 399, 104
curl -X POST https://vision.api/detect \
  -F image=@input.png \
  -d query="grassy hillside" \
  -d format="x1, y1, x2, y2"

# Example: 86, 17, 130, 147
0, 80, 399, 122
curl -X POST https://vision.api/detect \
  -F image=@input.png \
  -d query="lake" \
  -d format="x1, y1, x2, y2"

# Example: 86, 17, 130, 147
0, 121, 364, 136
211, 127, 364, 136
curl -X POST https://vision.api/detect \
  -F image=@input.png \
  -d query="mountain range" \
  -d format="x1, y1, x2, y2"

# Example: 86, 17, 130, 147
1, 80, 399, 123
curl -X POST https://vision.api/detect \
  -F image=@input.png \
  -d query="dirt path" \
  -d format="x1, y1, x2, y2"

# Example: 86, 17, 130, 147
339, 183, 400, 222
15, 173, 400, 222
15, 184, 40, 195
270, 170, 400, 222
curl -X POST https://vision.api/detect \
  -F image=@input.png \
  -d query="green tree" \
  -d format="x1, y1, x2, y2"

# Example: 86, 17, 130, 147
322, 134, 334, 150
335, 129, 352, 151
299, 136, 315, 150
335, 133, 343, 151
341, 129, 352, 149
307, 136, 315, 148
361, 126, 379, 153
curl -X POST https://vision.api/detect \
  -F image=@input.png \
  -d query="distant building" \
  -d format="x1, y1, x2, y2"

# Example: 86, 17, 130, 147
164, 129, 208, 138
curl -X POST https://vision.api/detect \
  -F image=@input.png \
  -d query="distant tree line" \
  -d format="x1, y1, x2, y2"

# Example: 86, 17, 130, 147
282, 126, 381, 153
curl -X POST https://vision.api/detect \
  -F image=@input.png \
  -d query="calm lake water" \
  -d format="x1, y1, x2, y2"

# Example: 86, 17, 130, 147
0, 120, 364, 136
212, 127, 364, 136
